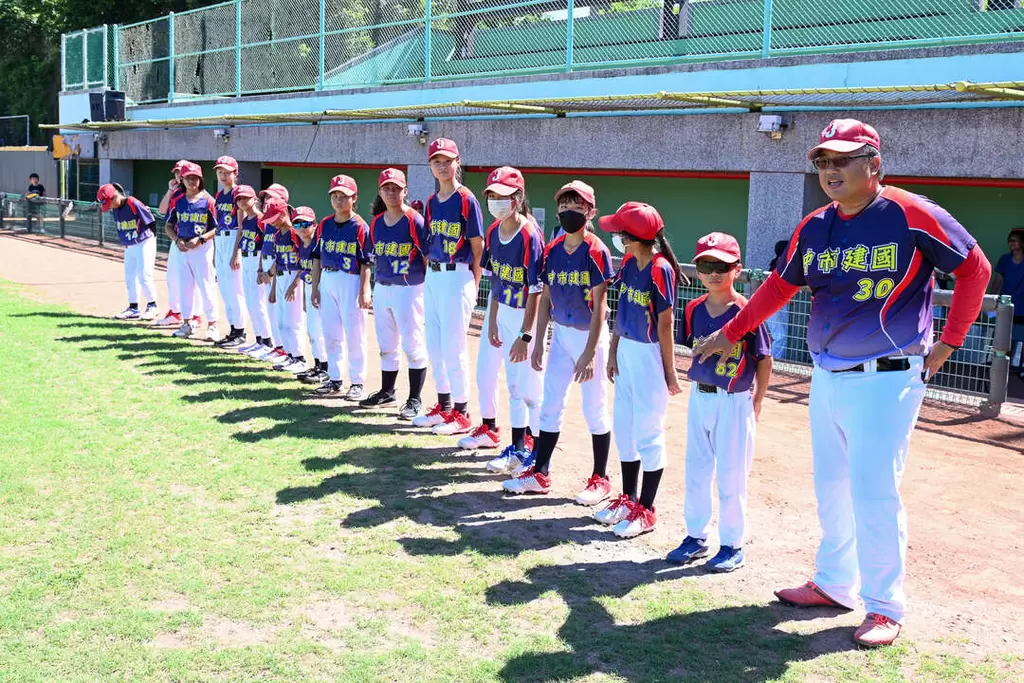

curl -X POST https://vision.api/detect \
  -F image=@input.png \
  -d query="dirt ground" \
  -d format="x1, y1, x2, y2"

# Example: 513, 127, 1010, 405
2, 230, 1022, 661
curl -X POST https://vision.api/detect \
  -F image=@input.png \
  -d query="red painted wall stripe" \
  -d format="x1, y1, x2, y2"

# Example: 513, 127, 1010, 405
463, 166, 749, 180
886, 176, 1024, 189
265, 162, 407, 171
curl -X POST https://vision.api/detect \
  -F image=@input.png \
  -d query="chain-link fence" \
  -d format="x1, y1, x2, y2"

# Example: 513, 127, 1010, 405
0, 116, 31, 148
64, 1, 1024, 101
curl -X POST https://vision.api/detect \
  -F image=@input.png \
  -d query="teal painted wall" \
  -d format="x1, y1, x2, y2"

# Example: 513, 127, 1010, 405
893, 183, 1024, 267
463, 171, 750, 262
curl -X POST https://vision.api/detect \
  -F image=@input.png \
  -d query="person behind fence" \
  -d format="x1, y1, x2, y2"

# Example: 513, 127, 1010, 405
990, 228, 1024, 375
667, 232, 772, 574
692, 118, 991, 647
97, 183, 160, 322
595, 201, 686, 539
26, 173, 45, 231
765, 240, 790, 360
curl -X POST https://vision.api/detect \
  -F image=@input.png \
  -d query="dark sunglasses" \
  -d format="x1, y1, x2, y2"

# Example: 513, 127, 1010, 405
811, 154, 873, 171
695, 261, 735, 275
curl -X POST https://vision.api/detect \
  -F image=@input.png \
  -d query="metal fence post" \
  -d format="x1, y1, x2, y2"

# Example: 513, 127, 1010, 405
102, 24, 109, 88
61, 33, 67, 91
25, 199, 32, 232
96, 206, 104, 247
566, 0, 574, 72
236, 0, 243, 97
317, 0, 326, 91
983, 295, 1014, 416
59, 202, 66, 238
761, 0, 773, 58
168, 13, 176, 103
113, 25, 120, 91
82, 30, 89, 90
424, 0, 432, 83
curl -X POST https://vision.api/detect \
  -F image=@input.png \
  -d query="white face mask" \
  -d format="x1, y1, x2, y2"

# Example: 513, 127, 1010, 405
487, 198, 514, 220
612, 234, 626, 254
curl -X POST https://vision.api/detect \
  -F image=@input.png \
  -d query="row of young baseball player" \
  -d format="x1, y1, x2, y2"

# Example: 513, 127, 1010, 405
97, 140, 772, 571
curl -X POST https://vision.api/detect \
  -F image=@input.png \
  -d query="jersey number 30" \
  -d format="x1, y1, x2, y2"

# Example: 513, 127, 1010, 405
853, 277, 895, 302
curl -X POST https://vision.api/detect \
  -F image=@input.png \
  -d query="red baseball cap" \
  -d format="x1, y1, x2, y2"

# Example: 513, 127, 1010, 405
598, 201, 664, 241
96, 183, 120, 211
291, 206, 316, 224
428, 138, 459, 160
693, 232, 742, 264
328, 174, 357, 197
172, 159, 190, 173
259, 183, 289, 202
180, 162, 203, 179
214, 155, 238, 173
484, 166, 525, 196
378, 168, 407, 189
410, 200, 424, 213
233, 184, 256, 200
808, 119, 881, 159
262, 197, 289, 226
555, 180, 596, 207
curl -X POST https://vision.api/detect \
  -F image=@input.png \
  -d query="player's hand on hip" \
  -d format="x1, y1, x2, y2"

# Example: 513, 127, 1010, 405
230, 253, 241, 271
509, 339, 528, 363
692, 329, 734, 364
311, 287, 320, 309
531, 345, 544, 372
665, 370, 682, 396
606, 355, 619, 384
488, 322, 502, 348
923, 341, 956, 382
573, 349, 596, 383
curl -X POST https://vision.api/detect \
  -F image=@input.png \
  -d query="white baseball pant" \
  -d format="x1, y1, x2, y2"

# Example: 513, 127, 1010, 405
242, 255, 273, 341
684, 384, 756, 548
305, 280, 326, 361
539, 322, 611, 434
274, 274, 305, 357
179, 241, 219, 323
214, 233, 247, 328
476, 292, 504, 419
808, 357, 926, 623
167, 242, 200, 315
423, 266, 476, 402
495, 303, 543, 430
373, 283, 427, 371
612, 338, 669, 471
319, 270, 366, 384
124, 237, 157, 305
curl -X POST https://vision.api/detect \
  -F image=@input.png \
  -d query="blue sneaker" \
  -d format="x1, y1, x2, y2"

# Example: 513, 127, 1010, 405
666, 536, 709, 565
486, 444, 528, 474
706, 546, 745, 573
511, 448, 535, 476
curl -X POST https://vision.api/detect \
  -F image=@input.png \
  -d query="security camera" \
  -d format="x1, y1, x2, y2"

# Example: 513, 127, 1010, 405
407, 123, 426, 137
213, 128, 230, 142
756, 114, 791, 140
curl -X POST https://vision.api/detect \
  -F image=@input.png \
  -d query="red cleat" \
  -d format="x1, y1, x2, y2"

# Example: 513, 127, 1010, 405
853, 613, 901, 647
774, 581, 851, 610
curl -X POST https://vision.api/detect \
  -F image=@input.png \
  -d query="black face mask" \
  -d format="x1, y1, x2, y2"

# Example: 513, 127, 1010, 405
557, 210, 587, 234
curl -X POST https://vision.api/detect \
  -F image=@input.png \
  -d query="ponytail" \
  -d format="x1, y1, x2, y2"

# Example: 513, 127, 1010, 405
654, 230, 683, 282
370, 194, 387, 217
512, 190, 532, 217
112, 182, 127, 196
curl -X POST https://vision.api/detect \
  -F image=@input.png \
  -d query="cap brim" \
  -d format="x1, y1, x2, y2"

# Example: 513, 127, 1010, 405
692, 249, 740, 264
379, 181, 406, 189
263, 210, 286, 225
555, 188, 595, 205
100, 199, 114, 211
484, 183, 518, 197
234, 193, 255, 200
597, 215, 622, 233
328, 188, 356, 197
182, 172, 202, 179
214, 164, 237, 172
429, 151, 458, 160
807, 140, 868, 159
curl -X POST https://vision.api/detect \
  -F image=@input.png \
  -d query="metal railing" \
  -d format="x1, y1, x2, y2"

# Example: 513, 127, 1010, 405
1, 193, 1013, 414
62, 26, 114, 92
65, 0, 1024, 103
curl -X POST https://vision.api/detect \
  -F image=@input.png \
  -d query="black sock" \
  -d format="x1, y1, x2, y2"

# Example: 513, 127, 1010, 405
317, 359, 327, 371
255, 336, 263, 345
438, 392, 452, 409
381, 369, 399, 394
128, 302, 138, 310
483, 417, 497, 430
294, 355, 305, 363
592, 432, 611, 478
512, 427, 527, 451
263, 339, 274, 348
408, 367, 426, 401
638, 469, 664, 511
621, 461, 642, 502
453, 401, 468, 414
532, 430, 560, 475
146, 301, 156, 308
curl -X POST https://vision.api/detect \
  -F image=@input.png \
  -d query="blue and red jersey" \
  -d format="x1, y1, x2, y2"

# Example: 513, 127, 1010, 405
776, 185, 976, 370
110, 196, 155, 247
682, 295, 771, 393
369, 209, 429, 286
215, 189, 238, 231
315, 214, 370, 274
481, 219, 544, 310
541, 232, 615, 331
425, 186, 484, 264
298, 236, 317, 285
238, 214, 264, 255
273, 228, 302, 273
613, 253, 676, 344
166, 193, 216, 239
259, 218, 276, 260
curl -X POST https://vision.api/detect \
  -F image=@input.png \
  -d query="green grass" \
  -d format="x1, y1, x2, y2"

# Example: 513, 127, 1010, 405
0, 280, 1019, 682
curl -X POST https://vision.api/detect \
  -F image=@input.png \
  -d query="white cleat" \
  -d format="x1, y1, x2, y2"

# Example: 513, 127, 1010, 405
247, 345, 274, 359
412, 403, 449, 428
502, 469, 551, 495
458, 424, 501, 450
171, 321, 195, 338
114, 307, 140, 320
139, 306, 161, 321
593, 495, 634, 526
206, 323, 221, 342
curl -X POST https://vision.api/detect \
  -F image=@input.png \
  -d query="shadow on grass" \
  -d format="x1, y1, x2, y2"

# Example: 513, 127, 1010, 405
486, 559, 857, 682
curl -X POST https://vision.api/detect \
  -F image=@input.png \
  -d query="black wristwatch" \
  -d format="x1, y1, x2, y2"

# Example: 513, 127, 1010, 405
518, 331, 533, 343
199, 235, 207, 245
